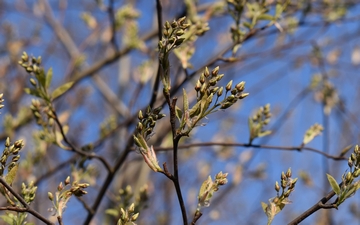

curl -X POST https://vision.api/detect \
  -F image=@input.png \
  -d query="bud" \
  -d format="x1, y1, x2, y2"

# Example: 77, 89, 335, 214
163, 29, 169, 37
30, 78, 37, 86
209, 77, 217, 86
58, 182, 64, 191
216, 74, 224, 81
37, 56, 42, 65
212, 66, 219, 76
275, 181, 280, 192
235, 81, 245, 92
204, 67, 210, 77
138, 110, 143, 120
164, 21, 170, 30
5, 137, 10, 147
217, 87, 223, 97
131, 212, 139, 221
174, 38, 185, 46
21, 52, 29, 62
48, 192, 54, 201
238, 93, 249, 99
129, 203, 135, 213
65, 176, 71, 185
226, 80, 233, 91
171, 20, 177, 28
178, 16, 186, 25
286, 168, 292, 178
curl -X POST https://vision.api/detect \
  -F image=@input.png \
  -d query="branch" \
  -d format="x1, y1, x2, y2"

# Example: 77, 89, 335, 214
155, 142, 347, 161
0, 177, 54, 225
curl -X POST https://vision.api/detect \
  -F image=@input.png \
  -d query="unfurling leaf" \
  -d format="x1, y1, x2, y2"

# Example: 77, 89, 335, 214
327, 174, 340, 195
51, 82, 74, 99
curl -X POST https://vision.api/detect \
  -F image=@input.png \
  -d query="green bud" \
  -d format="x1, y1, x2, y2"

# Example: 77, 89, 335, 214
163, 29, 169, 37
129, 203, 135, 213
48, 192, 54, 201
171, 20, 177, 28
354, 169, 360, 177
174, 38, 185, 46
286, 168, 292, 178
216, 74, 224, 81
138, 110, 143, 120
178, 16, 186, 25
37, 56, 42, 65
164, 21, 170, 30
275, 181, 280, 192
21, 52, 29, 62
30, 78, 37, 86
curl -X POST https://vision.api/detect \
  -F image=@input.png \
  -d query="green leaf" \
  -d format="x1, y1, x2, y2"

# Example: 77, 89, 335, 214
261, 202, 268, 213
0, 213, 16, 225
105, 208, 119, 217
182, 88, 189, 113
258, 14, 274, 21
36, 68, 46, 88
24, 88, 41, 98
45, 67, 53, 89
5, 164, 18, 185
327, 174, 340, 195
175, 106, 183, 123
51, 81, 74, 99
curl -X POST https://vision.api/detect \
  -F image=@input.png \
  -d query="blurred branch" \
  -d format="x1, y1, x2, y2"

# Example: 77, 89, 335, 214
107, 0, 119, 50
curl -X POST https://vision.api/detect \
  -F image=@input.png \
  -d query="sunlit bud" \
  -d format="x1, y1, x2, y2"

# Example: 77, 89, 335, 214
204, 67, 210, 77
37, 56, 42, 65
284, 189, 291, 197
21, 52, 29, 62
281, 172, 286, 180
348, 159, 353, 168
226, 80, 233, 91
30, 78, 37, 86
212, 66, 219, 76
238, 93, 249, 99
286, 168, 292, 178
199, 73, 205, 84
231, 89, 237, 95
220, 102, 232, 109
273, 197, 279, 204
14, 140, 24, 149
175, 30, 184, 36
226, 95, 236, 102
200, 83, 207, 94
65, 176, 70, 185
120, 208, 126, 219
235, 81, 245, 92
217, 87, 223, 97
346, 171, 352, 182
11, 155, 20, 163
216, 74, 224, 81
131, 212, 139, 221
26, 66, 33, 72
351, 153, 356, 161
355, 145, 359, 154
129, 203, 135, 213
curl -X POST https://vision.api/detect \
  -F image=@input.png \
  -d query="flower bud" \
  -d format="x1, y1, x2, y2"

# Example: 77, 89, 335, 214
212, 66, 219, 76
226, 80, 233, 91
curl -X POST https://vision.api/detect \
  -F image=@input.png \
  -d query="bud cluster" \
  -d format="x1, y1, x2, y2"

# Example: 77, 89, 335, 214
1, 137, 24, 176
248, 104, 272, 144
159, 17, 190, 53
197, 171, 228, 208
133, 107, 165, 172
18, 52, 42, 75
48, 176, 89, 217
345, 145, 360, 183
262, 168, 297, 222
21, 181, 37, 204
117, 203, 139, 225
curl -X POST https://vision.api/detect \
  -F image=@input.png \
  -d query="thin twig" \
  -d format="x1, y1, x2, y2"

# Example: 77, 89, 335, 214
154, 142, 347, 161
107, 0, 119, 50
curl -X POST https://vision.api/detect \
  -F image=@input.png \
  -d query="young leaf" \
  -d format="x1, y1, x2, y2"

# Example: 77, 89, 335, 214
5, 164, 18, 185
51, 82, 74, 99
24, 88, 41, 98
182, 88, 189, 112
326, 174, 341, 195
45, 67, 53, 89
